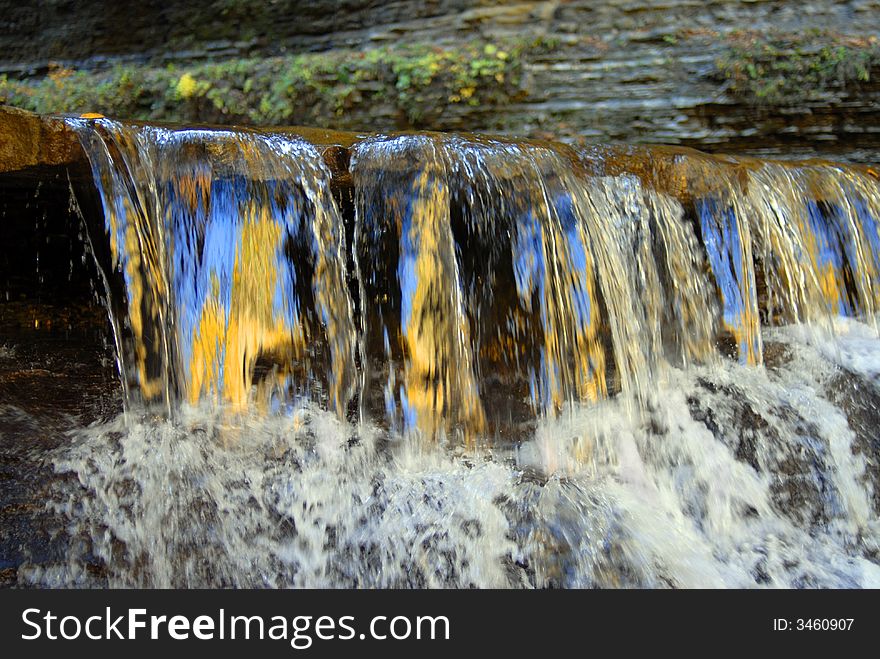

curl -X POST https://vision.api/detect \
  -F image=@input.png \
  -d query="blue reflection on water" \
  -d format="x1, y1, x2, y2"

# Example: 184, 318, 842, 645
697, 198, 757, 360
854, 196, 880, 294
165, 176, 304, 388
397, 186, 419, 338
514, 191, 594, 409
557, 192, 592, 330
805, 199, 850, 316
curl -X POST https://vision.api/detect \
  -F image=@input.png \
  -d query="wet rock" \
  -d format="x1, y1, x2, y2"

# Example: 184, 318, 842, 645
825, 370, 880, 516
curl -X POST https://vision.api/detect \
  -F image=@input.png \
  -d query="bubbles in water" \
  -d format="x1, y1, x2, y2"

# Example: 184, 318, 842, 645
28, 318, 879, 588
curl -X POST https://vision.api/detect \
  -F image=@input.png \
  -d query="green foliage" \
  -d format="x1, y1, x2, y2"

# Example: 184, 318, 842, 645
716, 31, 880, 105
0, 41, 527, 129
0, 64, 162, 118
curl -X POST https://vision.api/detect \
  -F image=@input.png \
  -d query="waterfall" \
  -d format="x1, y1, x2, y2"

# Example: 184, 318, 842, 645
32, 117, 880, 588
71, 119, 356, 417
71, 119, 880, 437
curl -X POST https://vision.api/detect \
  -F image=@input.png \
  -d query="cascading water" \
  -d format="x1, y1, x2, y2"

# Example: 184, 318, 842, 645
352, 135, 719, 436
25, 117, 880, 587
70, 120, 356, 415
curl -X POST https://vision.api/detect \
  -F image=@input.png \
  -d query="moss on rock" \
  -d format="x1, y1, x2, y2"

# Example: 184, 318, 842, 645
0, 41, 528, 130
716, 30, 880, 105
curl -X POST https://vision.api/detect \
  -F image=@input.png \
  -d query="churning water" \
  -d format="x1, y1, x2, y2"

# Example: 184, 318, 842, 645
22, 118, 880, 587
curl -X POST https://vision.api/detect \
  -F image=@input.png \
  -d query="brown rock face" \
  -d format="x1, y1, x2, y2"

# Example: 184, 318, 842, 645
0, 105, 81, 174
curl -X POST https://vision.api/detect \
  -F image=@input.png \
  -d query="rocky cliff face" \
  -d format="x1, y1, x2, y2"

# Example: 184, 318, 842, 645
1, 1, 880, 160
2, 1, 877, 66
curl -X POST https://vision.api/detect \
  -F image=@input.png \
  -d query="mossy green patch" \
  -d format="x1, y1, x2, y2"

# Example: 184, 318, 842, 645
0, 41, 527, 129
716, 31, 880, 105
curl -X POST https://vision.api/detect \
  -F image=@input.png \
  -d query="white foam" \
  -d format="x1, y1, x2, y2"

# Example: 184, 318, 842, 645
30, 321, 880, 588
776, 316, 880, 379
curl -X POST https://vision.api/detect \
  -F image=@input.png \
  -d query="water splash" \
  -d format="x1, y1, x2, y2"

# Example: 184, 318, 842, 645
31, 317, 880, 588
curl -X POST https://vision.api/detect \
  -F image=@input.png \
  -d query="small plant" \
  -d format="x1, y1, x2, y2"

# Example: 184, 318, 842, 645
716, 31, 880, 105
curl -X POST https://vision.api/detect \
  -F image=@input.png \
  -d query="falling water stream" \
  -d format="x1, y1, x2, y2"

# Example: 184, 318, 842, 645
15, 117, 880, 587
